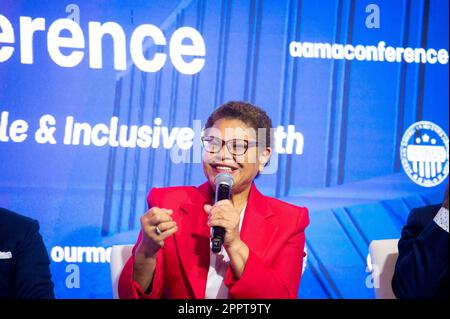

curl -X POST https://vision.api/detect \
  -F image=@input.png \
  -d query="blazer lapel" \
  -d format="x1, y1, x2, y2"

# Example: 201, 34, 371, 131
172, 182, 277, 298
240, 183, 278, 259
174, 182, 212, 299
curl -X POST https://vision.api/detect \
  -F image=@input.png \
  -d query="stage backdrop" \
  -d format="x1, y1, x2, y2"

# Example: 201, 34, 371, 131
0, 0, 448, 298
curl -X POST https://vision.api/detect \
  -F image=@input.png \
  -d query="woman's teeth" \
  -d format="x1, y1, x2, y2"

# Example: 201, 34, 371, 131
216, 166, 233, 171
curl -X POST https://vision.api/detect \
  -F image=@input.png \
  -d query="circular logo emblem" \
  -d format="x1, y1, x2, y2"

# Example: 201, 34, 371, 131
400, 121, 449, 187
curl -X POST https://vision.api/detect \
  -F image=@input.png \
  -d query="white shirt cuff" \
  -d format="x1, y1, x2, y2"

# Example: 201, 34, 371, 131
433, 207, 449, 233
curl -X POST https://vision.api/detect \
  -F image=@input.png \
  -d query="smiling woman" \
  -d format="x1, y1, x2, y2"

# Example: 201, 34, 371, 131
201, 106, 272, 197
118, 101, 310, 299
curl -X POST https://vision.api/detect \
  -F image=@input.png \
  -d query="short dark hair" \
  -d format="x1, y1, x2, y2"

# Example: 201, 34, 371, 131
204, 101, 273, 148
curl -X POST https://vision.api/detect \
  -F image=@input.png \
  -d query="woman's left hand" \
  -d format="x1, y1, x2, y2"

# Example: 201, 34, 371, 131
204, 200, 241, 248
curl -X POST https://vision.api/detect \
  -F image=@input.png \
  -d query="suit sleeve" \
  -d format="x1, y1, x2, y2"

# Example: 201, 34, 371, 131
224, 208, 309, 299
392, 207, 449, 299
118, 188, 165, 299
13, 219, 55, 299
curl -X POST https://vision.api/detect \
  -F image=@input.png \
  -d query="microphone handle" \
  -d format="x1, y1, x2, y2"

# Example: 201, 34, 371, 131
212, 183, 231, 253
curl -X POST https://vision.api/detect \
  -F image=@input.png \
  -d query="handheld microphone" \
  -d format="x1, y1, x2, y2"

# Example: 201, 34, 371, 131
211, 173, 234, 253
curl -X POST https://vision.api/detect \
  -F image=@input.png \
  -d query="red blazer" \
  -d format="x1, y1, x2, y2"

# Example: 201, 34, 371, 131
118, 182, 309, 299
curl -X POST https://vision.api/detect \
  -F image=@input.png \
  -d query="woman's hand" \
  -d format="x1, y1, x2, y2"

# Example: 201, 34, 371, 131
137, 207, 178, 257
133, 207, 178, 292
204, 200, 249, 278
204, 200, 241, 249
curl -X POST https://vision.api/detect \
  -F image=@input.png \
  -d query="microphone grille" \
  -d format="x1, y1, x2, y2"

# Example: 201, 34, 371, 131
214, 173, 234, 187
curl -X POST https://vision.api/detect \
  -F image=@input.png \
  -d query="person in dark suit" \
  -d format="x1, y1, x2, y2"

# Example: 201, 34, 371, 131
392, 184, 449, 299
0, 207, 55, 299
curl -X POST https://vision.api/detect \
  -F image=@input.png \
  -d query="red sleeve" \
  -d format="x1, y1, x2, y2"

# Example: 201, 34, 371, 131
118, 188, 165, 299
224, 208, 309, 299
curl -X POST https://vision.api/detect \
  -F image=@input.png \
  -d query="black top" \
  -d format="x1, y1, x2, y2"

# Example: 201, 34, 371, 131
392, 204, 449, 299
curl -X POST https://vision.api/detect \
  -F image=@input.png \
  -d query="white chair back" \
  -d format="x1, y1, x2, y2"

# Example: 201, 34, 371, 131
368, 239, 399, 299
110, 244, 134, 299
